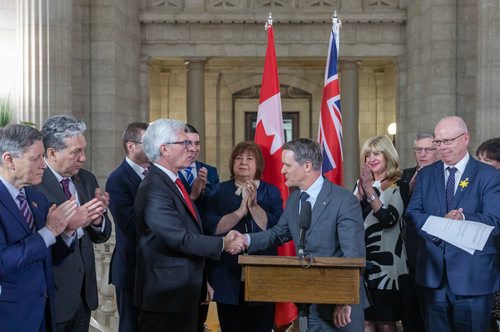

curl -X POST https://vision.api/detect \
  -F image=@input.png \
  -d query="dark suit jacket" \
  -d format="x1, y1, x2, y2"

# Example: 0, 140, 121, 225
133, 164, 223, 313
401, 166, 419, 271
0, 183, 72, 331
407, 156, 500, 295
106, 160, 142, 290
205, 180, 283, 304
178, 160, 219, 233
178, 160, 219, 197
402, 166, 417, 184
35, 168, 112, 322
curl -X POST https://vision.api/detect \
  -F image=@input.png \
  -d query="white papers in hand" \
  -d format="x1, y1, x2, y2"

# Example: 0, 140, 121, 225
421, 216, 494, 254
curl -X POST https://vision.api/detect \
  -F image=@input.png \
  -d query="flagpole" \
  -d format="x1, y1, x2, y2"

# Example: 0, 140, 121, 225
254, 12, 299, 328
318, 10, 344, 186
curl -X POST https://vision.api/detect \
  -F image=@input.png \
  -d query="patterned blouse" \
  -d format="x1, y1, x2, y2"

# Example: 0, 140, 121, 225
356, 179, 410, 290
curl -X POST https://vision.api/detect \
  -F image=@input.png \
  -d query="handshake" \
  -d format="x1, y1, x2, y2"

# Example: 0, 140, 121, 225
223, 230, 249, 255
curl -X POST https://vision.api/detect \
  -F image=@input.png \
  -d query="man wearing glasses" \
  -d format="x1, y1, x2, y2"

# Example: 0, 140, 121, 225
402, 132, 440, 193
177, 124, 220, 332
407, 116, 500, 331
133, 119, 243, 331
401, 132, 439, 332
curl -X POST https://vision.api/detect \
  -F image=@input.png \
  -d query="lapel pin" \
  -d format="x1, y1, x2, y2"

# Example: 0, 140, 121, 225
32, 201, 38, 208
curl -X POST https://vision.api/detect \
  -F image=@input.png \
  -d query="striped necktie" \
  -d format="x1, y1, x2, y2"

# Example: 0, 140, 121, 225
185, 167, 194, 187
17, 192, 36, 232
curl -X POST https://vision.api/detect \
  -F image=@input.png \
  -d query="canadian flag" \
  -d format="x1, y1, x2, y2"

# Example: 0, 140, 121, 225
254, 18, 298, 327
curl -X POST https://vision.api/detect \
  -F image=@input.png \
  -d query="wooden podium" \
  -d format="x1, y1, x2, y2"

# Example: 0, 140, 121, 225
238, 255, 365, 304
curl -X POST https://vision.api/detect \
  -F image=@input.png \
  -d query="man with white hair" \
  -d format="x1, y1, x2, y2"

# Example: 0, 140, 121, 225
133, 119, 244, 331
407, 116, 500, 331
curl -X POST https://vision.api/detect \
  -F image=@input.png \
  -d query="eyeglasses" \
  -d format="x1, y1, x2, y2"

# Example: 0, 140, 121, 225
166, 140, 194, 149
413, 147, 437, 154
127, 140, 142, 144
433, 132, 466, 146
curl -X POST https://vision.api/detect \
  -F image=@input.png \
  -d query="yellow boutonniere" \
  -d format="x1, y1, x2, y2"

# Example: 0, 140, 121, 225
459, 178, 469, 189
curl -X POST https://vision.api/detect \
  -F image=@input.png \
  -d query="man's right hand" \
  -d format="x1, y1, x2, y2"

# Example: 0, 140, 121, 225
64, 205, 90, 235
223, 230, 247, 254
46, 200, 78, 236
190, 167, 208, 201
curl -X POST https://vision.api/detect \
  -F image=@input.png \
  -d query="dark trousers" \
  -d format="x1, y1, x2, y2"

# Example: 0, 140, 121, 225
54, 297, 91, 332
308, 303, 364, 332
138, 310, 198, 332
423, 281, 494, 332
217, 302, 275, 332
197, 303, 210, 332
116, 286, 139, 332
400, 273, 426, 332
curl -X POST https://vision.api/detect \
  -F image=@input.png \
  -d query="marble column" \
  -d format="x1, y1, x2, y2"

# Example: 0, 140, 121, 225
18, 0, 72, 126
340, 61, 360, 188
185, 58, 207, 161
474, 0, 500, 142
139, 55, 152, 122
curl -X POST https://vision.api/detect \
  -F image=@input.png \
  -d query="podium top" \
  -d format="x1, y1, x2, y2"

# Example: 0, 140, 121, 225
238, 255, 365, 268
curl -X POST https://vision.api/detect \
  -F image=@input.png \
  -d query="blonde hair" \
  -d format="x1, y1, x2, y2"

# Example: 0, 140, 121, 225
360, 135, 401, 181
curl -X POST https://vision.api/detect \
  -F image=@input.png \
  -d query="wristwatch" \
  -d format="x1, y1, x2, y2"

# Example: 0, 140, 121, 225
366, 194, 377, 204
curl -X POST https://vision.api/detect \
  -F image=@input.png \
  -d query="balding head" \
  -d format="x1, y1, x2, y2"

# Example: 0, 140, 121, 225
434, 116, 470, 166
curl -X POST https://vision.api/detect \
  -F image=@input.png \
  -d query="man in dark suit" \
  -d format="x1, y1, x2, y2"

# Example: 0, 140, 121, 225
106, 122, 149, 332
402, 131, 439, 193
407, 116, 500, 331
178, 124, 219, 212
177, 124, 220, 332
400, 131, 439, 332
133, 119, 244, 332
231, 138, 366, 331
0, 124, 77, 331
35, 115, 112, 332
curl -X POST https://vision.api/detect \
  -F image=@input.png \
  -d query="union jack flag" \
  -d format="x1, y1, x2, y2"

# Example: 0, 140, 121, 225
318, 14, 343, 185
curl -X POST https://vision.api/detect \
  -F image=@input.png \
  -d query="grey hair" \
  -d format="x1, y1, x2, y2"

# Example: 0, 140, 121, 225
0, 124, 43, 165
283, 138, 323, 171
142, 119, 186, 162
41, 115, 86, 152
414, 131, 434, 146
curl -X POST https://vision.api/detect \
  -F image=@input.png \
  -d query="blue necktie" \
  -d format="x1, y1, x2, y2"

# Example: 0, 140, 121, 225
185, 167, 194, 187
299, 191, 310, 213
446, 167, 457, 212
17, 192, 36, 232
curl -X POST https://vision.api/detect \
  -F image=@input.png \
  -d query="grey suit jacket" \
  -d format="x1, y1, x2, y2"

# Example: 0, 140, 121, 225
35, 168, 112, 322
249, 178, 366, 330
249, 178, 365, 259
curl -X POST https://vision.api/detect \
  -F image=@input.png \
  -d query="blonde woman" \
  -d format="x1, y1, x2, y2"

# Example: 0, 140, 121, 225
354, 136, 410, 332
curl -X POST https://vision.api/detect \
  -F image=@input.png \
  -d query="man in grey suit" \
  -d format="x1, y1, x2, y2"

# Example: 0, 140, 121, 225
232, 138, 366, 331
35, 115, 112, 332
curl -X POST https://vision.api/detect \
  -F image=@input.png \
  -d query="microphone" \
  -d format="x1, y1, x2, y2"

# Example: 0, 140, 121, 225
298, 201, 312, 259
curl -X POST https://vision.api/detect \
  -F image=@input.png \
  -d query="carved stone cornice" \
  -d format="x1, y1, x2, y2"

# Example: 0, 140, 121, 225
139, 11, 406, 24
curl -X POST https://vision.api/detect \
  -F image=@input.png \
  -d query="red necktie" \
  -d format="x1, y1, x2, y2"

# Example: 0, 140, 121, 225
175, 178, 199, 224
